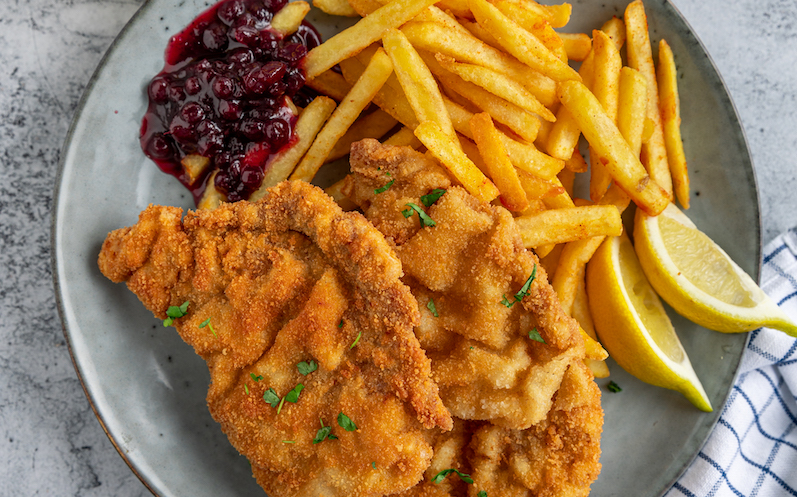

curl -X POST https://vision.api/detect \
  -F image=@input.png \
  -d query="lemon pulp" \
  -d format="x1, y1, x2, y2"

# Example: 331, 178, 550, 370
618, 235, 684, 363
659, 216, 756, 307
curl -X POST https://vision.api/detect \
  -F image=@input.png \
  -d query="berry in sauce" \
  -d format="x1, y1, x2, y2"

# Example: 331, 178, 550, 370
140, 0, 322, 205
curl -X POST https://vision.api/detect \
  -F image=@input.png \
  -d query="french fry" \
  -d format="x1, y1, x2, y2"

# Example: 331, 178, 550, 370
413, 121, 500, 203
545, 107, 580, 161
625, 0, 673, 198
540, 2, 571, 28
491, 0, 567, 62
325, 178, 359, 210
500, 0, 571, 28
546, 55, 595, 161
436, 0, 471, 18
517, 169, 565, 200
559, 32, 592, 62
574, 273, 598, 340
469, 113, 529, 211
303, 0, 437, 79
249, 96, 337, 201
535, 243, 556, 258
534, 117, 553, 150
657, 39, 690, 209
290, 49, 393, 182
469, 0, 580, 82
564, 146, 588, 173
557, 80, 670, 216
550, 182, 630, 316
198, 171, 225, 210
552, 235, 605, 315
617, 66, 648, 158
314, 0, 359, 16
460, 19, 501, 49
327, 109, 398, 162
345, 0, 384, 15
589, 29, 622, 202
435, 54, 555, 122
181, 154, 210, 183
383, 29, 457, 140
401, 21, 558, 107
600, 16, 626, 49
457, 134, 489, 172
414, 5, 472, 35
422, 52, 541, 143
443, 96, 563, 179
383, 126, 423, 148
515, 205, 623, 248
586, 356, 611, 378
557, 166, 575, 197
339, 54, 420, 128
539, 242, 564, 279
541, 176, 576, 209
581, 327, 609, 362
306, 69, 352, 101
271, 1, 310, 35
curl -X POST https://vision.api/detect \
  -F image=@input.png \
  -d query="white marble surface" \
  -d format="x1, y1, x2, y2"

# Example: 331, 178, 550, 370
1, 0, 796, 494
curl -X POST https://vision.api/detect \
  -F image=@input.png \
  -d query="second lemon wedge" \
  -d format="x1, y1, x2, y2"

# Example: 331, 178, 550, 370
634, 204, 797, 337
587, 233, 712, 411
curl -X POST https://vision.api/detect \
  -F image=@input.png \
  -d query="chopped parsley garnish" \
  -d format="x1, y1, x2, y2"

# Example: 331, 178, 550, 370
420, 188, 446, 207
478, 491, 487, 497
313, 419, 338, 444
427, 299, 439, 317
282, 440, 295, 444
403, 203, 436, 227
350, 331, 362, 349
375, 178, 395, 194
338, 320, 344, 328
607, 381, 622, 393
244, 384, 249, 395
276, 397, 286, 414
263, 388, 280, 407
431, 468, 474, 484
528, 327, 545, 343
500, 265, 537, 308
163, 301, 189, 327
285, 384, 304, 403
298, 360, 318, 376
250, 373, 263, 382
337, 412, 357, 432
371, 461, 376, 469
515, 265, 537, 301
199, 317, 217, 337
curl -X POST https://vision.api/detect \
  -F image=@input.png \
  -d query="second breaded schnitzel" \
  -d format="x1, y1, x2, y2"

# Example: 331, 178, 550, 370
345, 139, 603, 496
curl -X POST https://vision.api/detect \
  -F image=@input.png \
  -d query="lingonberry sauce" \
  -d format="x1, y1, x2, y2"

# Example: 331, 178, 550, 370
140, 0, 322, 204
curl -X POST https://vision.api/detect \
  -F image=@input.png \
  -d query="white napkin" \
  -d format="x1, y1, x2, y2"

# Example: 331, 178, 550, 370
667, 229, 797, 496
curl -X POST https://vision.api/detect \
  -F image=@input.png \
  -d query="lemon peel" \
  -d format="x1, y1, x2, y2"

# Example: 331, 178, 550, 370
634, 204, 797, 337
586, 233, 712, 411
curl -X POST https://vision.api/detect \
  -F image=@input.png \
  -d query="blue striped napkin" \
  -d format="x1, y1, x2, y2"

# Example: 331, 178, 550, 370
667, 229, 797, 497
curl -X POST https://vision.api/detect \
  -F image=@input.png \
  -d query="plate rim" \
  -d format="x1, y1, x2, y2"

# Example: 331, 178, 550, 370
648, 0, 760, 492
51, 0, 163, 494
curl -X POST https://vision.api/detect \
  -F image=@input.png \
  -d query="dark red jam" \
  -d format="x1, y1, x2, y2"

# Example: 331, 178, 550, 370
140, 0, 322, 204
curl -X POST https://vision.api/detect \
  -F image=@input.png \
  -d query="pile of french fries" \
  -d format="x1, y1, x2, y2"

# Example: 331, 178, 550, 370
198, 0, 690, 378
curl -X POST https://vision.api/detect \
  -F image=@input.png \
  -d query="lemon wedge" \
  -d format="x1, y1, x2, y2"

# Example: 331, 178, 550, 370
634, 204, 797, 337
586, 233, 712, 411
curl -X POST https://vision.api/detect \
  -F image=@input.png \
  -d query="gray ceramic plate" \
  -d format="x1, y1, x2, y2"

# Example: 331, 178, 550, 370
53, 0, 759, 495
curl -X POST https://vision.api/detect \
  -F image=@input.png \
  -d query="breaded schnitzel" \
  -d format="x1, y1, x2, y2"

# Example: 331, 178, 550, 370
345, 139, 603, 496
98, 181, 451, 496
